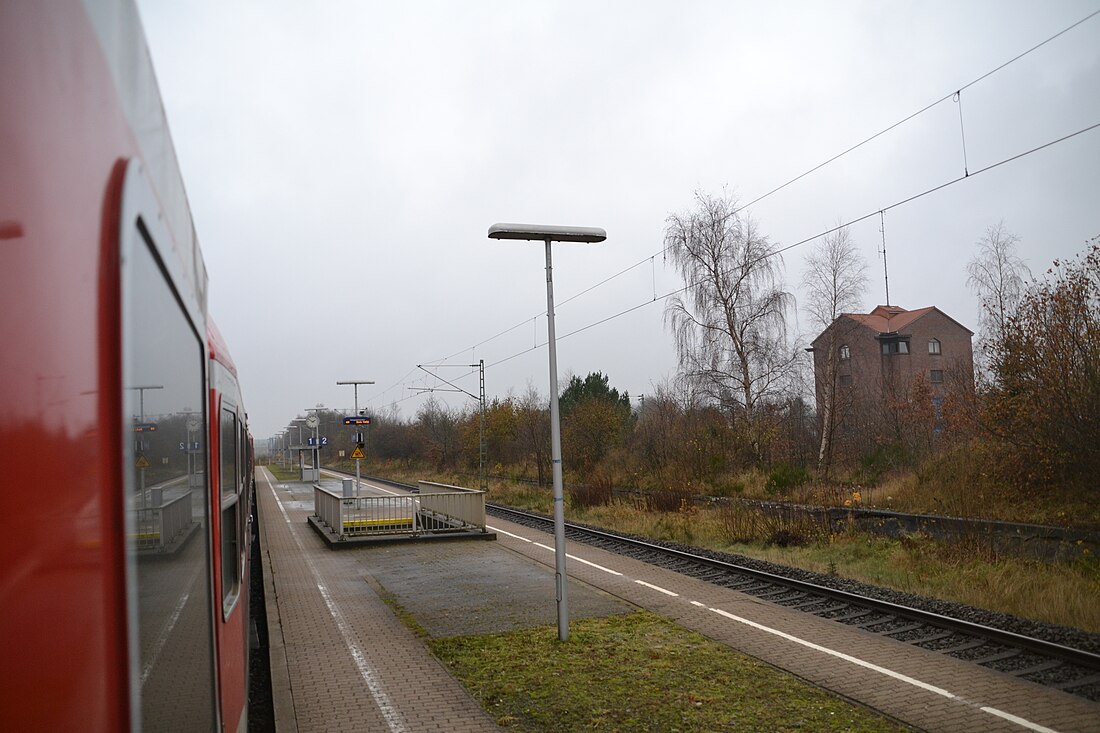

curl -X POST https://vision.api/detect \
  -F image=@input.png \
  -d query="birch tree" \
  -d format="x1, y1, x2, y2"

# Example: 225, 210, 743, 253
664, 190, 795, 461
966, 221, 1031, 367
801, 226, 867, 473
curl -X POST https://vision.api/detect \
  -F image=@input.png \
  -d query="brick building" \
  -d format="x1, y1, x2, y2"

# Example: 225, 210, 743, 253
809, 304, 974, 463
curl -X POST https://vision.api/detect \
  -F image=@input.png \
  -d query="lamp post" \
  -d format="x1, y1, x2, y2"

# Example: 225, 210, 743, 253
488, 222, 606, 641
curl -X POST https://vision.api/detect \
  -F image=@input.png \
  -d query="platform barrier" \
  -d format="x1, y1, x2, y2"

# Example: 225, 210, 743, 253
313, 482, 487, 540
133, 491, 193, 550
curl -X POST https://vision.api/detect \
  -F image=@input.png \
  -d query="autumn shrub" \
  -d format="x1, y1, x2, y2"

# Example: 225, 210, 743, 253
643, 488, 694, 513
717, 502, 827, 547
981, 239, 1100, 494
568, 481, 612, 509
764, 463, 809, 495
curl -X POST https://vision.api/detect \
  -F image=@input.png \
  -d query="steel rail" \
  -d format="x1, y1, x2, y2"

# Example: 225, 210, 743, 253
485, 503, 1100, 674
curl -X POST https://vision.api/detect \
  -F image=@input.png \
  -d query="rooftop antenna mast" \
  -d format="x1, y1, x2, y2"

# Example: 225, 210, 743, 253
878, 210, 891, 306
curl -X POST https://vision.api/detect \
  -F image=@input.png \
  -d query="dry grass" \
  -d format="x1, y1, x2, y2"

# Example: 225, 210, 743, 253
376, 468, 1100, 633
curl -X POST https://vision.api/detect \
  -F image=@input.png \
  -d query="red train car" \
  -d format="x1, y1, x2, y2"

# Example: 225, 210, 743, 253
0, 2, 253, 730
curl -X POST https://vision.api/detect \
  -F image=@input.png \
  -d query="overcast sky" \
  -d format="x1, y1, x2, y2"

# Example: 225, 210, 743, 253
135, 0, 1100, 440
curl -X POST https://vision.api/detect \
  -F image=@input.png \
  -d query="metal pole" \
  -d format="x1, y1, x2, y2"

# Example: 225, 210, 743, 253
479, 359, 486, 491
544, 237, 569, 641
354, 384, 361, 497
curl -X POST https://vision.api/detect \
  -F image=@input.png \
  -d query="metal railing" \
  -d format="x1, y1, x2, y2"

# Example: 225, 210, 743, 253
134, 491, 193, 550
313, 482, 487, 540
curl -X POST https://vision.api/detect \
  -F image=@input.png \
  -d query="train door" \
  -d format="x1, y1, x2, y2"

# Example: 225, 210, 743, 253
119, 160, 220, 730
212, 380, 249, 732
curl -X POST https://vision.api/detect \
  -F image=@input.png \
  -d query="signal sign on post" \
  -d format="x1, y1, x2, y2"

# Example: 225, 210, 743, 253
350, 445, 365, 459
135, 454, 151, 469
343, 416, 372, 425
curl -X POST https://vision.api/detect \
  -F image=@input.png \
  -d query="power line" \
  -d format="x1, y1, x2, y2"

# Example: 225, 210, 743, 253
417, 8, 1100, 371
486, 119, 1100, 370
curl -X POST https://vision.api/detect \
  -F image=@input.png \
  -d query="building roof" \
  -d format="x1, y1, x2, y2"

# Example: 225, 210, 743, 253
810, 304, 973, 348
844, 305, 937, 334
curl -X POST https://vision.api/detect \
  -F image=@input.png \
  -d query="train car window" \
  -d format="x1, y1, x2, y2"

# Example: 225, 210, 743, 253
221, 500, 240, 613
220, 407, 241, 613
239, 420, 249, 489
220, 408, 238, 497
120, 165, 217, 730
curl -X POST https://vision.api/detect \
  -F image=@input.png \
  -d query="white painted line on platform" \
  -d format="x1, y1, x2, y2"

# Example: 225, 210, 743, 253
635, 580, 679, 597
567, 554, 623, 576
486, 509, 1061, 733
710, 606, 954, 696
980, 707, 1059, 733
263, 469, 408, 733
141, 576, 196, 684
319, 469, 404, 496
486, 525, 533, 543
707, 606, 1061, 732
490, 525, 622, 575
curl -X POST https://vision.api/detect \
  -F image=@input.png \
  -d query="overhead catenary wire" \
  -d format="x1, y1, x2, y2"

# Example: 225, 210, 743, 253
414, 7, 1099, 374
484, 119, 1100, 370
405, 116, 1100, 398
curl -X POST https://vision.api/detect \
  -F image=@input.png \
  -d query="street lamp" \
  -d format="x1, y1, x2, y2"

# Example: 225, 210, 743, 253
488, 222, 606, 641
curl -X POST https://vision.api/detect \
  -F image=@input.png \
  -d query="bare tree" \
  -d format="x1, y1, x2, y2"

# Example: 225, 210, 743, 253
801, 226, 868, 474
514, 382, 550, 486
664, 190, 796, 461
966, 221, 1031, 346
415, 396, 459, 467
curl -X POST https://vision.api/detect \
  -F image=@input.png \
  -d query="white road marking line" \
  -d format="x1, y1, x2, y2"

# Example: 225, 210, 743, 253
635, 580, 679, 597
488, 510, 1061, 733
486, 525, 532, 542
489, 525, 622, 574
980, 707, 1060, 733
141, 577, 196, 684
709, 606, 955, 698
567, 554, 623, 576
263, 470, 408, 733
319, 470, 405, 496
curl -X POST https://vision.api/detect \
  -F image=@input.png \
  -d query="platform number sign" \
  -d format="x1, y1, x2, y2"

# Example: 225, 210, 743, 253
307, 436, 328, 447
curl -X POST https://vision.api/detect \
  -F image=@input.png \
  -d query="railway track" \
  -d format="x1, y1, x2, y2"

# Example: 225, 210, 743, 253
485, 502, 1100, 702
331, 471, 1100, 701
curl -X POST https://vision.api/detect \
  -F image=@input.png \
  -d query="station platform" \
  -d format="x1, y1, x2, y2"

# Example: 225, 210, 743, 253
256, 467, 1100, 732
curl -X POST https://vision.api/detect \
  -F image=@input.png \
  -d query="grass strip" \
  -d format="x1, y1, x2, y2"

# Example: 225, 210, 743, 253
430, 611, 908, 732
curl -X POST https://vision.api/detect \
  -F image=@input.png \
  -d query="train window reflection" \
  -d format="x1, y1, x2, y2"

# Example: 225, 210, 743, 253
122, 220, 216, 730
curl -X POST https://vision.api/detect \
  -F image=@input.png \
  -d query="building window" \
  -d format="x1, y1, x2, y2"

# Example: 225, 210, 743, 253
930, 369, 944, 384
881, 339, 909, 355
839, 374, 853, 386
839, 344, 850, 360
928, 338, 941, 355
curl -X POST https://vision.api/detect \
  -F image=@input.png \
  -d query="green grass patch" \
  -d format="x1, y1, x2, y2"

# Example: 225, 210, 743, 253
430, 611, 907, 732
264, 463, 304, 481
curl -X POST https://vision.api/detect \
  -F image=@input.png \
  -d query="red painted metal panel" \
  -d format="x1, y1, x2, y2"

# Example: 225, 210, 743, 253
0, 3, 136, 730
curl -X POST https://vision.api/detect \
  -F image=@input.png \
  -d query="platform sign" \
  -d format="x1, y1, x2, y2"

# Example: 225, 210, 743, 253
343, 416, 371, 425
350, 445, 365, 459
132, 422, 158, 433
307, 436, 329, 447
135, 453, 151, 469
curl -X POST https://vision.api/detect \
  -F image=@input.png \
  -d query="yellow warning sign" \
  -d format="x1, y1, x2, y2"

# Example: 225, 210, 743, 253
350, 446, 365, 459
135, 454, 151, 469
